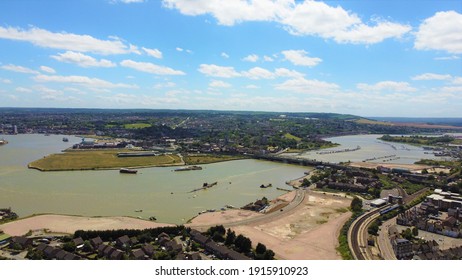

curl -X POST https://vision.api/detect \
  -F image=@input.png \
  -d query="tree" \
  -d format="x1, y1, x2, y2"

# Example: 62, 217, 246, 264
82, 240, 93, 252
62, 241, 76, 252
212, 231, 225, 242
412, 227, 419, 237
401, 228, 413, 240
255, 243, 267, 255
350, 196, 363, 213
263, 249, 275, 260
301, 178, 311, 187
235, 234, 252, 253
225, 229, 236, 246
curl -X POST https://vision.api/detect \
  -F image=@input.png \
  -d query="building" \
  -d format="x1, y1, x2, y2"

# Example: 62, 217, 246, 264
370, 198, 387, 208
391, 238, 413, 259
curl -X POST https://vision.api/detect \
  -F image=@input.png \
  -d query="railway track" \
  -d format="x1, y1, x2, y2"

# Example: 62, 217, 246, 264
348, 207, 384, 260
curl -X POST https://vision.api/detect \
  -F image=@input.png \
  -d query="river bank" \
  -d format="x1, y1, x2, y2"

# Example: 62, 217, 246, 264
0, 214, 174, 236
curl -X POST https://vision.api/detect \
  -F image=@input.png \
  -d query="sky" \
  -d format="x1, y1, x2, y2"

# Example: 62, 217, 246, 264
0, 0, 461, 117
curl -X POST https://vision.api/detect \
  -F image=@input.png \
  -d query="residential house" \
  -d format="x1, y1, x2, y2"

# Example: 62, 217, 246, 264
10, 236, 33, 249
116, 235, 131, 249
141, 243, 155, 257
90, 236, 103, 248
131, 249, 146, 260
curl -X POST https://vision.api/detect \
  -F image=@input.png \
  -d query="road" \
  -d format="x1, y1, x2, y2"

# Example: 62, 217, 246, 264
190, 188, 306, 230
377, 218, 398, 260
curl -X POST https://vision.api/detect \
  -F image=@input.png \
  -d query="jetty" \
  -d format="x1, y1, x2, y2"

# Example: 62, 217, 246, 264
316, 145, 361, 155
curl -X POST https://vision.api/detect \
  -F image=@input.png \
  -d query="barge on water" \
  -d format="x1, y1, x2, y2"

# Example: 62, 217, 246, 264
119, 168, 138, 174
174, 165, 202, 171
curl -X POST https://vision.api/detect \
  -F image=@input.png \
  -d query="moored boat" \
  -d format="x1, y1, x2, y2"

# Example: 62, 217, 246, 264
120, 168, 138, 174
174, 165, 203, 171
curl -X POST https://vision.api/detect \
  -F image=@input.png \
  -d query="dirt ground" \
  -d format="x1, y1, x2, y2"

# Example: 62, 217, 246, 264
189, 191, 352, 260
0, 214, 174, 236
349, 162, 432, 171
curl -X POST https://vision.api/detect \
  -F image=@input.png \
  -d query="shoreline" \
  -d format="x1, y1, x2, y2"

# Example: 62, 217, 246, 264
0, 214, 176, 236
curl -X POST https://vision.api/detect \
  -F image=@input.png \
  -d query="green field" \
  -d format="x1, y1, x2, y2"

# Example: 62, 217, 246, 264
183, 154, 245, 165
123, 123, 152, 129
28, 150, 182, 171
283, 133, 302, 142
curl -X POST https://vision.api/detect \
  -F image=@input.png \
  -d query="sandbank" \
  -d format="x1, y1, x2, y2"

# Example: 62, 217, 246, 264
0, 214, 175, 236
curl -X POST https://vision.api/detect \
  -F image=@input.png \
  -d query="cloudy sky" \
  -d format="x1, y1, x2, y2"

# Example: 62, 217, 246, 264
0, 0, 461, 117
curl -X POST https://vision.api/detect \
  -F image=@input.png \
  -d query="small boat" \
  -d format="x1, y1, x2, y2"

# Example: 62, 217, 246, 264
62, 137, 69, 142
0, 139, 8, 145
120, 168, 138, 174
135, 209, 143, 212
149, 216, 157, 221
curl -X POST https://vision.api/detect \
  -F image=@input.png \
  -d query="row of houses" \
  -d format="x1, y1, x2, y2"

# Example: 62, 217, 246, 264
36, 243, 81, 260
389, 225, 462, 260
397, 207, 461, 238
390, 235, 462, 260
190, 230, 251, 260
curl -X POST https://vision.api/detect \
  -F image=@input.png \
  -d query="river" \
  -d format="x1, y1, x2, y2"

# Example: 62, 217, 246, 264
0, 134, 309, 224
285, 134, 443, 164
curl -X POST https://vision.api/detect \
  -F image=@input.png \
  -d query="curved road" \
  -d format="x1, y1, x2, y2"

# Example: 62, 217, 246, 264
190, 188, 306, 230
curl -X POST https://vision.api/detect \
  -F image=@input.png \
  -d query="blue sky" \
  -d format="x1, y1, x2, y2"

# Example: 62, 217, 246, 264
0, 0, 461, 117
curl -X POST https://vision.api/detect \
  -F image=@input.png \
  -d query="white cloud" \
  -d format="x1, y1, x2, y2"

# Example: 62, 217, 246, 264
415, 11, 462, 54
243, 54, 259, 62
154, 81, 176, 89
1, 64, 38, 74
34, 85, 63, 95
40, 66, 56, 73
34, 74, 138, 89
209, 80, 232, 88
198, 64, 241, 78
263, 55, 274, 62
163, 0, 411, 44
15, 87, 32, 93
51, 51, 116, 67
1, 78, 12, 84
434, 55, 460, 61
242, 67, 274, 79
245, 84, 259, 89
281, 49, 322, 67
274, 68, 304, 78
176, 47, 184, 52
275, 77, 340, 94
142, 47, 163, 59
198, 64, 304, 80
357, 81, 417, 92
221, 52, 229, 58
0, 25, 137, 55
120, 59, 185, 75
412, 73, 452, 81
453, 77, 462, 85
162, 0, 284, 25
439, 86, 462, 94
